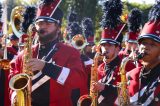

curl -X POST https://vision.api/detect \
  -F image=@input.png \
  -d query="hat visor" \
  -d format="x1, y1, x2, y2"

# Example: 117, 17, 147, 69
138, 34, 160, 43
35, 16, 59, 23
127, 40, 137, 43
100, 39, 119, 45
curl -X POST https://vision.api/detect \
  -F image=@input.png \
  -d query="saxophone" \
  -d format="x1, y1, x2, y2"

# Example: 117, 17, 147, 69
9, 25, 33, 106
117, 56, 131, 106
117, 53, 144, 106
77, 49, 101, 106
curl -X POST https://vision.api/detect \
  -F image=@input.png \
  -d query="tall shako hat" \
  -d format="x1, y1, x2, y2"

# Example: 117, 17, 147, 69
22, 6, 36, 33
0, 3, 3, 37
138, 1, 160, 43
100, 0, 123, 45
127, 8, 142, 43
9, 33, 19, 40
67, 10, 78, 28
68, 22, 82, 40
36, 0, 63, 26
20, 6, 37, 44
81, 17, 95, 46
64, 10, 78, 40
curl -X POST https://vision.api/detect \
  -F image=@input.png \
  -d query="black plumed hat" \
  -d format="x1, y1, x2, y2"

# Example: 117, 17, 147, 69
100, 0, 124, 45
68, 22, 82, 39
128, 8, 142, 32
138, 0, 160, 43
81, 17, 94, 44
127, 8, 142, 42
22, 6, 37, 33
67, 11, 78, 27
100, 0, 123, 29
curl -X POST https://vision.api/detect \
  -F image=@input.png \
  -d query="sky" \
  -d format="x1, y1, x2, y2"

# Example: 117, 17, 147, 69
122, 0, 156, 4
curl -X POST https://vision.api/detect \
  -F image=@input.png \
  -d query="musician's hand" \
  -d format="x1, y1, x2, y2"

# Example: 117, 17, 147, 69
91, 82, 105, 92
26, 58, 46, 72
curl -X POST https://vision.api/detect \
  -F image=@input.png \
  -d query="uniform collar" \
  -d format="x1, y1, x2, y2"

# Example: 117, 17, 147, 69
39, 39, 58, 50
105, 56, 120, 69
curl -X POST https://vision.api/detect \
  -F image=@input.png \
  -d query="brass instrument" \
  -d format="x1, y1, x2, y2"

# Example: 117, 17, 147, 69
9, 25, 33, 106
77, 49, 101, 106
10, 6, 25, 38
117, 56, 131, 106
71, 34, 87, 50
0, 6, 25, 70
0, 59, 10, 70
117, 53, 144, 106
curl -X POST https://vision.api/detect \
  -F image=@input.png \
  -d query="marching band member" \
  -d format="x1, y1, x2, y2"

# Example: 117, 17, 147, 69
92, 0, 136, 105
81, 17, 95, 59
66, 21, 89, 103
64, 10, 78, 44
9, 0, 87, 106
119, 8, 142, 58
81, 17, 95, 90
7, 33, 19, 60
128, 1, 160, 105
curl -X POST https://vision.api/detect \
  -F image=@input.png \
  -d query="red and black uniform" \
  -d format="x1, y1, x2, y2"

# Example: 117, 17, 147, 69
128, 64, 160, 106
7, 45, 19, 60
0, 45, 18, 106
119, 48, 130, 58
97, 54, 136, 106
10, 40, 87, 106
80, 54, 93, 91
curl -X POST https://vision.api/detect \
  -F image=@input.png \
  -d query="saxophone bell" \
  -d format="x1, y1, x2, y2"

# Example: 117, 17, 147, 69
9, 73, 32, 106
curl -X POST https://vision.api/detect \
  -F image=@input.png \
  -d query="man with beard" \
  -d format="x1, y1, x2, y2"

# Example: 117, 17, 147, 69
127, 1, 160, 105
9, 0, 87, 106
91, 0, 136, 105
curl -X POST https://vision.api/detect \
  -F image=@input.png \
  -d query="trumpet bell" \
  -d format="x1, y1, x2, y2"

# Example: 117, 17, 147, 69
71, 34, 87, 50
0, 59, 10, 70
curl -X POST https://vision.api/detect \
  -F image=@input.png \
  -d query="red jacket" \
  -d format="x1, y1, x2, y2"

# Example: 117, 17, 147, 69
97, 55, 136, 106
10, 42, 87, 106
128, 66, 160, 106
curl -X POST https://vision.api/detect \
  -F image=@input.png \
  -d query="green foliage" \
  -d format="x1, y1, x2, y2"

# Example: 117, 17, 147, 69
60, 1, 153, 43
6, 0, 153, 43
126, 1, 152, 25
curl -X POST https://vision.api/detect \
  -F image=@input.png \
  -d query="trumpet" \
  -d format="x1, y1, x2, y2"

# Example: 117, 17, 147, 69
71, 34, 87, 50
0, 59, 10, 70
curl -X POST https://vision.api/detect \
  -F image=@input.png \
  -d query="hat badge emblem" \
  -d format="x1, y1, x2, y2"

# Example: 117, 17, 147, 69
46, 13, 50, 16
156, 30, 160, 34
